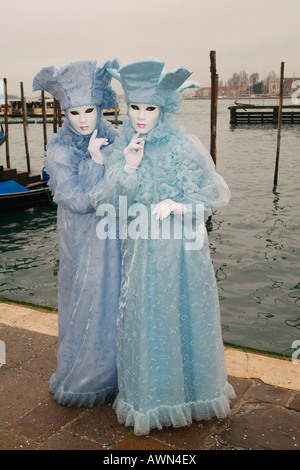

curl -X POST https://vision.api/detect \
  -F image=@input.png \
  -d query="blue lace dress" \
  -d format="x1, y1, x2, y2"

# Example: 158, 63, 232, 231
90, 115, 235, 434
45, 113, 121, 407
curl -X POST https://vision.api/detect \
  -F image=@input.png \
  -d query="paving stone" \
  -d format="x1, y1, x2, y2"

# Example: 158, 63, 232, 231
148, 419, 217, 450
114, 432, 174, 451
21, 342, 57, 380
0, 367, 51, 424
36, 430, 102, 450
246, 379, 292, 406
0, 429, 38, 450
220, 402, 300, 450
9, 397, 84, 443
287, 393, 300, 412
0, 324, 57, 372
65, 401, 132, 450
227, 376, 253, 405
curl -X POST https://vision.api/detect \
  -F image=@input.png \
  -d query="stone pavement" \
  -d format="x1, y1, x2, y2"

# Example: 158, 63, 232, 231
0, 301, 299, 451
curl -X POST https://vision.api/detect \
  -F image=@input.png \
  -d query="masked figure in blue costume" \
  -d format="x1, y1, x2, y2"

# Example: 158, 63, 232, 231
89, 59, 235, 434
33, 60, 121, 407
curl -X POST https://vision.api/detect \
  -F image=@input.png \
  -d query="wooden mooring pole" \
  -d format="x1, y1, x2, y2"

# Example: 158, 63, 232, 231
210, 51, 218, 166
114, 101, 118, 126
53, 99, 58, 134
57, 100, 63, 128
3, 78, 10, 168
20, 82, 31, 173
273, 62, 284, 190
41, 91, 47, 152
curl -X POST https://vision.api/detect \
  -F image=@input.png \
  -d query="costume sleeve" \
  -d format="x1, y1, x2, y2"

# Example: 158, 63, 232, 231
46, 143, 105, 214
89, 144, 140, 210
180, 135, 230, 220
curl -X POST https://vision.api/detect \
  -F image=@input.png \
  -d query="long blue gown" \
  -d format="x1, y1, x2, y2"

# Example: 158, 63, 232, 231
90, 115, 235, 433
46, 112, 121, 407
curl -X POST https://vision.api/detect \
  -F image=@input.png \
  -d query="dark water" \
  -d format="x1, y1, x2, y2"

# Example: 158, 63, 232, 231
0, 205, 58, 306
0, 98, 299, 355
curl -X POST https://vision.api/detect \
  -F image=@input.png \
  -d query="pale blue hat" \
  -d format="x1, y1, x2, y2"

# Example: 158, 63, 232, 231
33, 59, 120, 110
107, 58, 200, 107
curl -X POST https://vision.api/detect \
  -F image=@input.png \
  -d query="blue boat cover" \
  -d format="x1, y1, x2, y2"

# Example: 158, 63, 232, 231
0, 180, 29, 194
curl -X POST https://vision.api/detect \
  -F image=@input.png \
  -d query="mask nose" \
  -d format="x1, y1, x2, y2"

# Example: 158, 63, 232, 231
138, 108, 146, 120
79, 110, 87, 123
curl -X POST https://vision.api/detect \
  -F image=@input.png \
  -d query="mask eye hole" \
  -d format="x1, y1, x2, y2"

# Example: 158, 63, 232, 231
130, 105, 139, 111
146, 106, 157, 112
70, 110, 79, 115
85, 108, 95, 114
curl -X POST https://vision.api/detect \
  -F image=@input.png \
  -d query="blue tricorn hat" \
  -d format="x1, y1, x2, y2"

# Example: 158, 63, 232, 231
107, 58, 200, 106
33, 59, 120, 110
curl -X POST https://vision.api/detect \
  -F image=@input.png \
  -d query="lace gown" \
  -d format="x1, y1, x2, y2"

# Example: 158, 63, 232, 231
46, 115, 121, 407
90, 116, 235, 434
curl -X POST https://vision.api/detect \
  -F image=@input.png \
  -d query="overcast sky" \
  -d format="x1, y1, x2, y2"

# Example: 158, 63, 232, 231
2, 0, 300, 97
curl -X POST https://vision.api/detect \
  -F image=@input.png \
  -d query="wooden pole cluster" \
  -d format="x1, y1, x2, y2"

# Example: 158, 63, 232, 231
210, 51, 218, 166
273, 61, 285, 190
3, 78, 10, 168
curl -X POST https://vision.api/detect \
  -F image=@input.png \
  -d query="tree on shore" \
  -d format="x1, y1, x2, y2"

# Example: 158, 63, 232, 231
225, 70, 278, 94
227, 70, 249, 87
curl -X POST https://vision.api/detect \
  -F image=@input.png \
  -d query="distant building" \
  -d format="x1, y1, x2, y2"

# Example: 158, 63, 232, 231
195, 85, 249, 99
194, 76, 300, 99
268, 77, 300, 96
0, 80, 4, 105
268, 77, 280, 95
195, 87, 211, 98
283, 78, 300, 96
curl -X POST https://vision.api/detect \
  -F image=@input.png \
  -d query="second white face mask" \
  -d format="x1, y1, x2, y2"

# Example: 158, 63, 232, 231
128, 103, 160, 134
67, 106, 98, 135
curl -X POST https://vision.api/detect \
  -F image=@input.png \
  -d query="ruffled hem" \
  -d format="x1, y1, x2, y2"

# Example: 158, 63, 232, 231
49, 375, 118, 408
113, 382, 236, 436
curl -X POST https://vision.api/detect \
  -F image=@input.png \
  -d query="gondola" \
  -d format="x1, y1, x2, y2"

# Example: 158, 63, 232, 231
0, 181, 54, 212
0, 166, 55, 212
0, 110, 55, 212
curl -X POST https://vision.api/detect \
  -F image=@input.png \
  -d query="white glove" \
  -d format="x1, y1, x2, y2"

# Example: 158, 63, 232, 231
152, 198, 187, 221
124, 133, 145, 173
88, 129, 109, 164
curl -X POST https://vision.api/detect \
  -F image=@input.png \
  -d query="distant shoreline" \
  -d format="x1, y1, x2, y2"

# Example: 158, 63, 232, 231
183, 95, 285, 101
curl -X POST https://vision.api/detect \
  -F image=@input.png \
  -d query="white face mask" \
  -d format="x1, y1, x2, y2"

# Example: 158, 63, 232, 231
128, 103, 160, 134
67, 105, 98, 135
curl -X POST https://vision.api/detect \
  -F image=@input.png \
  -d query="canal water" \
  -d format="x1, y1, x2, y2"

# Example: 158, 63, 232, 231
0, 98, 299, 356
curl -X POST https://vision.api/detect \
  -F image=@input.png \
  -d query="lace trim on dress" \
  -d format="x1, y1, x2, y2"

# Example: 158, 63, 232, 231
49, 375, 118, 408
113, 381, 236, 435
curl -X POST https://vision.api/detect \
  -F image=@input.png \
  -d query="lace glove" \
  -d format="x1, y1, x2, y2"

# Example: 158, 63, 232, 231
124, 133, 145, 173
152, 198, 187, 221
88, 129, 109, 164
